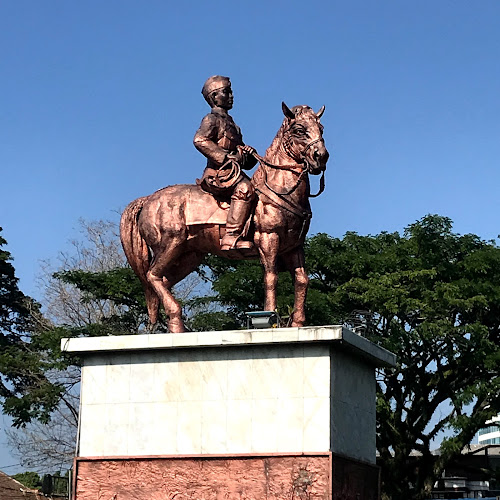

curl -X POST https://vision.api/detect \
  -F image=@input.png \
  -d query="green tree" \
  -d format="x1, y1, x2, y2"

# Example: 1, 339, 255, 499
12, 471, 41, 489
0, 227, 62, 427
313, 217, 500, 499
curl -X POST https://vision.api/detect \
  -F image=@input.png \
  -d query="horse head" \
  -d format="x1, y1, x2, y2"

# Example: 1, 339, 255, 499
281, 102, 329, 175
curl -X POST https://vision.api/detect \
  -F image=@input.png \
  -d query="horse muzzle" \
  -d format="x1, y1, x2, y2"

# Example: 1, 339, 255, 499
305, 143, 329, 175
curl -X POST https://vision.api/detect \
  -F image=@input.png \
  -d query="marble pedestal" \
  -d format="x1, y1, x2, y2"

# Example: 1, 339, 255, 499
63, 326, 395, 500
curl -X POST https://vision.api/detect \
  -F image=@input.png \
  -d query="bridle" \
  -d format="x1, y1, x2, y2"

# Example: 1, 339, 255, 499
250, 130, 326, 242
301, 138, 324, 162
253, 134, 326, 199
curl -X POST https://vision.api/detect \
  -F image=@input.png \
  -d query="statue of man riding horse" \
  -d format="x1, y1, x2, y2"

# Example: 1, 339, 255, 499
120, 75, 329, 333
194, 75, 257, 251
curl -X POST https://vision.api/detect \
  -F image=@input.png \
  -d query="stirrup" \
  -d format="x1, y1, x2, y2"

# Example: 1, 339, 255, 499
221, 235, 254, 251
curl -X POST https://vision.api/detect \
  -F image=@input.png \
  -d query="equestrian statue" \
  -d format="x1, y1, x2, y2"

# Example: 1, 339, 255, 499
120, 76, 329, 333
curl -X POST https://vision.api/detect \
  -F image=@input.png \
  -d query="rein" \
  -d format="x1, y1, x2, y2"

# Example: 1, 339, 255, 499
250, 137, 326, 241
252, 150, 326, 198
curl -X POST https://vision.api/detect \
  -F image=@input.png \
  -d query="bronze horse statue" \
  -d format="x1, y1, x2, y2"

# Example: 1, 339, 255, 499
120, 103, 329, 333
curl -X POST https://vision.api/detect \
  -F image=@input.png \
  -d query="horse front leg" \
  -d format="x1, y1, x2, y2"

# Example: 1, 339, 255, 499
258, 232, 280, 312
282, 247, 309, 327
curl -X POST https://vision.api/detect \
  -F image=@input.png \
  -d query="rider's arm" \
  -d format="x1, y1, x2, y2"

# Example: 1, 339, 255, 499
238, 128, 258, 170
193, 114, 227, 167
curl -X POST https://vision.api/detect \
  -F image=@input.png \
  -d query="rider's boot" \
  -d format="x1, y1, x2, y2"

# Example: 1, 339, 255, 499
221, 199, 254, 251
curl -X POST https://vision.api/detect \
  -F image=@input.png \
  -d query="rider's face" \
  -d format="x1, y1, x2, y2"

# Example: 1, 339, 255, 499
211, 86, 233, 110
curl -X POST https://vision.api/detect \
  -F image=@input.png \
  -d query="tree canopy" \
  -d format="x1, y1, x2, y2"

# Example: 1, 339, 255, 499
0, 228, 65, 427
11, 471, 41, 490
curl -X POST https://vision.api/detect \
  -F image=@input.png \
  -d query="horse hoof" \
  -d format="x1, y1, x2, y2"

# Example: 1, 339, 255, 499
169, 320, 186, 333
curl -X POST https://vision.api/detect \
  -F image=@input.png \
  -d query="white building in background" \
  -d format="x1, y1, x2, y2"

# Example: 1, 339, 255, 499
478, 415, 500, 445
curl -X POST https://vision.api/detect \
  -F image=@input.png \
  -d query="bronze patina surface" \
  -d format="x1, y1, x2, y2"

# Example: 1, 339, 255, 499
120, 77, 329, 333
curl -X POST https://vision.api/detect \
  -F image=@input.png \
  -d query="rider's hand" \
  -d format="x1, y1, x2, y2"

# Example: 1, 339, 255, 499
227, 150, 243, 163
228, 146, 257, 165
240, 145, 257, 157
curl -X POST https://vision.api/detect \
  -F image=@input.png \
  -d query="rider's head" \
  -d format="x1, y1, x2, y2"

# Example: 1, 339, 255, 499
202, 75, 233, 110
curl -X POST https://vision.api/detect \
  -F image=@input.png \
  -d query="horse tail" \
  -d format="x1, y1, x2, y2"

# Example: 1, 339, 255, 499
120, 197, 160, 325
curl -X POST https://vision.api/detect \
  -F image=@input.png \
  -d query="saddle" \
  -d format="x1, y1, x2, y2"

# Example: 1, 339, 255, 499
184, 185, 231, 226
183, 184, 256, 257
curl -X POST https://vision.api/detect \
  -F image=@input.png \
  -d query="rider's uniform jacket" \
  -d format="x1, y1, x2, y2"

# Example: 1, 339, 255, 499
193, 106, 256, 191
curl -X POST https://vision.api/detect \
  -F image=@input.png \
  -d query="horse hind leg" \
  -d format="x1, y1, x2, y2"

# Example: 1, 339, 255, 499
146, 244, 203, 333
160, 251, 204, 332
144, 286, 160, 330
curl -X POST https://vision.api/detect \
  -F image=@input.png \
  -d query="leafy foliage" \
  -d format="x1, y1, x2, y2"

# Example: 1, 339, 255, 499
0, 230, 27, 334
12, 471, 42, 489
54, 267, 153, 334
306, 216, 500, 499
0, 228, 65, 427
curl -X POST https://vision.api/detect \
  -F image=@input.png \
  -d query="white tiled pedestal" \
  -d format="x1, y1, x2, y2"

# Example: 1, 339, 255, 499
64, 326, 395, 500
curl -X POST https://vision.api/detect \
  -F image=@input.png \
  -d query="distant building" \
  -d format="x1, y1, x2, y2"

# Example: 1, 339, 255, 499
430, 444, 500, 499
478, 416, 500, 445
376, 445, 500, 498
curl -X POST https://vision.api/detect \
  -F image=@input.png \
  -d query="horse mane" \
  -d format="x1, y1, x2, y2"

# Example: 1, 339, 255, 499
264, 105, 314, 159
264, 121, 287, 159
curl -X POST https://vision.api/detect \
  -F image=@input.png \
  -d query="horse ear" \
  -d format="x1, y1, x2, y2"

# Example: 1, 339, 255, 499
282, 101, 295, 119
316, 105, 325, 119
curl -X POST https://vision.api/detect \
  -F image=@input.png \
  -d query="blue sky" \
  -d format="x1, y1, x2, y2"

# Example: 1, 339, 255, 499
1, 0, 499, 472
